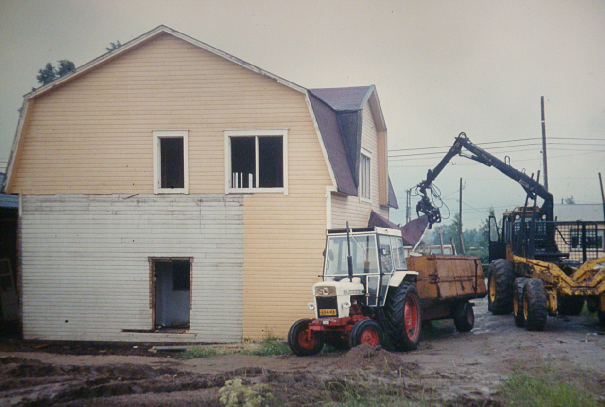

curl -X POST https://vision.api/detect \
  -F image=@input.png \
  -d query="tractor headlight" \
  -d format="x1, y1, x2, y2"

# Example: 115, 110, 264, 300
308, 302, 315, 310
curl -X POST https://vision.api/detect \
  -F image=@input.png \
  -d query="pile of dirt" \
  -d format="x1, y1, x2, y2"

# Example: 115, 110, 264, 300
337, 343, 419, 376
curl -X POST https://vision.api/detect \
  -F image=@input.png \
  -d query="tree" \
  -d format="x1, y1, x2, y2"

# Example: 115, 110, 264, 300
564, 196, 576, 204
36, 60, 75, 85
106, 41, 122, 51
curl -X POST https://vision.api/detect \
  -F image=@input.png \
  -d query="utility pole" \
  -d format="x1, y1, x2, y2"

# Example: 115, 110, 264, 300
405, 189, 412, 224
541, 96, 549, 191
599, 172, 605, 220
459, 177, 466, 255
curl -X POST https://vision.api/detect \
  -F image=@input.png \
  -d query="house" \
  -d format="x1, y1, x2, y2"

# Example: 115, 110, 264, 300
2, 26, 397, 343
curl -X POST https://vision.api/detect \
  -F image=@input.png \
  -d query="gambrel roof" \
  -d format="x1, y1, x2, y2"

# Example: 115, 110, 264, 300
3, 25, 397, 208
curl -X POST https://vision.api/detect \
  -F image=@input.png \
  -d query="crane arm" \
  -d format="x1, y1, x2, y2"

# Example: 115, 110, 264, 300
416, 132, 554, 227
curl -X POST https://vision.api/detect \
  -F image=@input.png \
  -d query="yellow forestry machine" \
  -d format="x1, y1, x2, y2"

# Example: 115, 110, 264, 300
416, 133, 605, 331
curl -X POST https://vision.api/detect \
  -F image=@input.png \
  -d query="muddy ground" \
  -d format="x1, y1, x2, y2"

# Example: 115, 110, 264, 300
1, 298, 604, 406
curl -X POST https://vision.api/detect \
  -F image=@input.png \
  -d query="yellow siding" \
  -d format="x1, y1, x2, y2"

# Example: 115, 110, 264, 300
330, 103, 389, 229
11, 33, 334, 340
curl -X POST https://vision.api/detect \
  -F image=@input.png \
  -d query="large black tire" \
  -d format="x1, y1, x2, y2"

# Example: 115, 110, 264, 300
288, 319, 324, 357
380, 282, 421, 352
487, 259, 516, 315
523, 278, 548, 331
558, 296, 585, 316
513, 277, 528, 328
451, 301, 474, 332
349, 319, 383, 349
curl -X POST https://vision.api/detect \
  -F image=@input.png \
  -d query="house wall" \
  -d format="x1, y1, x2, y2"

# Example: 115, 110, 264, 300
331, 104, 389, 229
21, 194, 243, 342
11, 33, 333, 341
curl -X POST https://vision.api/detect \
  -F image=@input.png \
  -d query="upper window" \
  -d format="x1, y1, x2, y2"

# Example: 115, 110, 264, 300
360, 151, 371, 202
154, 130, 189, 194
225, 129, 288, 194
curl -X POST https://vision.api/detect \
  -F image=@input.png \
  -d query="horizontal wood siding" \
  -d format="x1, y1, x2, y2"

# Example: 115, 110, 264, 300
9, 33, 320, 195
331, 104, 389, 229
21, 194, 244, 343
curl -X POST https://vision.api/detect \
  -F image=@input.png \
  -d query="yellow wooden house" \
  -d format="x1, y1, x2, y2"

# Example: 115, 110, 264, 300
3, 26, 398, 343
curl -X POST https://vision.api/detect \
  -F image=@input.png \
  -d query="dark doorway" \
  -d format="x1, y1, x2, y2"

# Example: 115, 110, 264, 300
152, 258, 191, 330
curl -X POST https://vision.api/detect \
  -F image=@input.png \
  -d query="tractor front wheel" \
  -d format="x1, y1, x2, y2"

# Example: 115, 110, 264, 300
349, 319, 383, 348
513, 277, 528, 328
288, 319, 324, 357
523, 278, 548, 331
381, 282, 421, 352
487, 259, 516, 315
452, 301, 474, 332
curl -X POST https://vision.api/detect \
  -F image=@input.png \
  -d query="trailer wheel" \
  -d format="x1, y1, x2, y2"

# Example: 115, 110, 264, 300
513, 277, 528, 328
487, 259, 515, 315
558, 297, 585, 316
452, 301, 474, 332
349, 319, 383, 348
523, 278, 548, 331
380, 282, 421, 351
288, 319, 324, 357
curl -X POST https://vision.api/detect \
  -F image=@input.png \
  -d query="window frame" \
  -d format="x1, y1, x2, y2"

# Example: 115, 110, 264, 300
224, 129, 289, 195
153, 130, 189, 194
359, 149, 372, 203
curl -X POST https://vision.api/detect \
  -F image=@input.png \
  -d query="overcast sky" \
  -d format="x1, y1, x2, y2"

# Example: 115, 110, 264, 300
1, 0, 604, 228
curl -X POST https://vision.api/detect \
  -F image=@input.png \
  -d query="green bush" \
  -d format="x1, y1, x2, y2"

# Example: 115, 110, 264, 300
219, 378, 274, 407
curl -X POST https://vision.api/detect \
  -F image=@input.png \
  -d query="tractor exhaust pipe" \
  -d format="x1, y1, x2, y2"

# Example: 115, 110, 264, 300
346, 221, 353, 282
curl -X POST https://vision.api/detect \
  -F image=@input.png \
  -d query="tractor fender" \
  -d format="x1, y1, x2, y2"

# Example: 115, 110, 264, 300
389, 271, 419, 288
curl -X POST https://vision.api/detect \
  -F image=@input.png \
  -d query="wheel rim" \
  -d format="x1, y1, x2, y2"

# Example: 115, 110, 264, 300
360, 327, 380, 347
297, 325, 317, 350
523, 292, 529, 321
513, 295, 519, 316
489, 275, 497, 302
404, 294, 420, 342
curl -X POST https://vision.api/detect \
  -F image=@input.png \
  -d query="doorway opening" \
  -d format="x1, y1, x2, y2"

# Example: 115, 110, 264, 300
151, 258, 191, 332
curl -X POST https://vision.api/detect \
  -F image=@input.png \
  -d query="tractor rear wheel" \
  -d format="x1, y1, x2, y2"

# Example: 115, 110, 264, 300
513, 277, 528, 328
288, 319, 324, 357
523, 278, 548, 331
451, 301, 474, 332
487, 259, 515, 315
380, 282, 421, 352
558, 296, 585, 316
349, 319, 383, 348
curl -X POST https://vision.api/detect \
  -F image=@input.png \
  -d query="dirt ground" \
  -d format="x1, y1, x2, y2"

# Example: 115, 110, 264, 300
1, 297, 604, 406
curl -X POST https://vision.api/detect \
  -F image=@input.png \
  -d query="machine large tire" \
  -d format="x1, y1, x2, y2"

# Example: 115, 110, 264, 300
487, 259, 516, 315
380, 282, 421, 352
451, 301, 474, 332
513, 277, 528, 328
598, 310, 605, 326
558, 296, 585, 316
288, 319, 324, 357
523, 278, 548, 331
349, 319, 383, 348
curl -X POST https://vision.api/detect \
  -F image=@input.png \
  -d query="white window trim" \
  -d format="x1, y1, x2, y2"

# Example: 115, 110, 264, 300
224, 129, 289, 195
153, 130, 189, 194
360, 149, 372, 203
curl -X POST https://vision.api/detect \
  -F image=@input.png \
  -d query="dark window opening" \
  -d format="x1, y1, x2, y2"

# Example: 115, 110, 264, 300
259, 136, 283, 188
160, 137, 184, 189
231, 137, 256, 188
230, 135, 283, 189
172, 260, 191, 291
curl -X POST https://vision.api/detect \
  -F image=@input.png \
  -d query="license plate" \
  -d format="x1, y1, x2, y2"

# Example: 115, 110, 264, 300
319, 309, 337, 316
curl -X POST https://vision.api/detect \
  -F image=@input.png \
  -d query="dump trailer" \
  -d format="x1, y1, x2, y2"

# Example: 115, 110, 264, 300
408, 254, 486, 332
414, 132, 605, 330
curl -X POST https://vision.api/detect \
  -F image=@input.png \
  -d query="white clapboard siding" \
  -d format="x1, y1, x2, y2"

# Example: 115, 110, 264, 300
330, 103, 389, 229
21, 194, 244, 343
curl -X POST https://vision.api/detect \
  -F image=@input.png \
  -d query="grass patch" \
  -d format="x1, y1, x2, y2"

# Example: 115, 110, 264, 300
182, 346, 230, 359
240, 336, 291, 356
501, 367, 599, 407
183, 335, 296, 359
